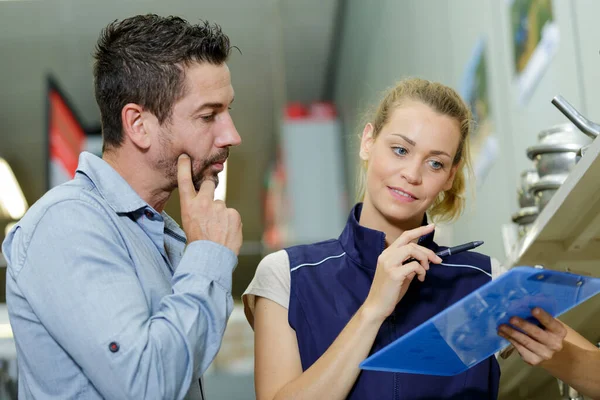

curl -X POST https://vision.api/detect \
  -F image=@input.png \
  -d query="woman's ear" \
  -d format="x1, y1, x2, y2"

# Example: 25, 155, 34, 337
360, 123, 375, 161
443, 164, 459, 191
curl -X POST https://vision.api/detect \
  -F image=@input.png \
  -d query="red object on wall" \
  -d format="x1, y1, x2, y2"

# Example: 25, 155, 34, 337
48, 89, 86, 179
284, 101, 337, 121
285, 103, 309, 120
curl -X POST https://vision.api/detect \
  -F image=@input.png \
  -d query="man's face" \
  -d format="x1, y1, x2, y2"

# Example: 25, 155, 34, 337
149, 62, 240, 191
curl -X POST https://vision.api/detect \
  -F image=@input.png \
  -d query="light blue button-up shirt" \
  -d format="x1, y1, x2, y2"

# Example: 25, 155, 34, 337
2, 152, 237, 399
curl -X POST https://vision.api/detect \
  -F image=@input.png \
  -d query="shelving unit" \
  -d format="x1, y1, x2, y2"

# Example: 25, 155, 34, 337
500, 135, 600, 399
506, 133, 600, 277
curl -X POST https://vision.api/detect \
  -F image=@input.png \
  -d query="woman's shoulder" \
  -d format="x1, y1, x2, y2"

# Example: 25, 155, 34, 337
242, 250, 292, 328
253, 249, 291, 283
284, 238, 345, 268
259, 249, 290, 267
458, 251, 507, 279
436, 247, 506, 279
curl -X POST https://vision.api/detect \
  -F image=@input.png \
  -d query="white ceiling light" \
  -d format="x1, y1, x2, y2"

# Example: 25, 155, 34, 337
214, 161, 227, 201
0, 158, 28, 220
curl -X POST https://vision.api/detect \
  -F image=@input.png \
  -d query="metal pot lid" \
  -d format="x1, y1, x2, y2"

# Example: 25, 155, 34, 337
537, 123, 578, 141
520, 167, 538, 174
519, 169, 539, 191
511, 206, 539, 223
526, 143, 582, 159
537, 122, 591, 146
520, 168, 538, 177
529, 174, 566, 193
517, 188, 535, 197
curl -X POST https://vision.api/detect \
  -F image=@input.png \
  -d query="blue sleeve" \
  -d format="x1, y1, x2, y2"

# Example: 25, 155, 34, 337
8, 198, 236, 399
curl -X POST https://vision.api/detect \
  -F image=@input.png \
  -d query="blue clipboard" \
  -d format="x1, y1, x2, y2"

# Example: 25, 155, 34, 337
359, 266, 600, 376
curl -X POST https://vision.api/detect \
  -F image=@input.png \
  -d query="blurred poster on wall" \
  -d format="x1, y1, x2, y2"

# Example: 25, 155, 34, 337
461, 36, 498, 188
46, 76, 102, 189
508, 0, 559, 105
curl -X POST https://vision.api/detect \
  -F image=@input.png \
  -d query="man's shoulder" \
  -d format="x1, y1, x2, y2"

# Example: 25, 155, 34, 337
18, 179, 105, 230
5, 179, 111, 255
2, 179, 116, 276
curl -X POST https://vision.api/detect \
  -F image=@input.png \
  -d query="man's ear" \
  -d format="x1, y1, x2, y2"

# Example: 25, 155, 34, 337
360, 123, 375, 161
121, 103, 151, 149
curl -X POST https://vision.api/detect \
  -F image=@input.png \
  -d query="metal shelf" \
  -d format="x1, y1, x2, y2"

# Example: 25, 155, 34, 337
500, 136, 600, 399
506, 133, 600, 277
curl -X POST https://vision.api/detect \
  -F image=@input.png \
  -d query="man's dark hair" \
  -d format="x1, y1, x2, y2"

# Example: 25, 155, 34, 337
93, 14, 232, 150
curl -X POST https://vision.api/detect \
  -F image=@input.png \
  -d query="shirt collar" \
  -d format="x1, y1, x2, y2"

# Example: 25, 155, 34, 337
339, 203, 436, 270
162, 211, 185, 237
75, 151, 148, 214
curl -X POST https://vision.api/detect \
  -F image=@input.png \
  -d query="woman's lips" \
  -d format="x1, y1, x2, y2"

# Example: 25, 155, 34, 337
388, 186, 417, 202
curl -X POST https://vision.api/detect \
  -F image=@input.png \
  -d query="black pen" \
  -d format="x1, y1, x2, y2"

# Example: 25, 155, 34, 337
402, 240, 484, 265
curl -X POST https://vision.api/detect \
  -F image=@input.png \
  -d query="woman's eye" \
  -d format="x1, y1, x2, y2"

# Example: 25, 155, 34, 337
429, 160, 443, 170
392, 147, 408, 156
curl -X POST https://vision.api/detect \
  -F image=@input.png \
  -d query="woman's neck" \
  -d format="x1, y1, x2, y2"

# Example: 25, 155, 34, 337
358, 199, 424, 246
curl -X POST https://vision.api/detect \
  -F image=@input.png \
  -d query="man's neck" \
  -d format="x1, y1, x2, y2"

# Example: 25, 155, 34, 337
102, 149, 171, 213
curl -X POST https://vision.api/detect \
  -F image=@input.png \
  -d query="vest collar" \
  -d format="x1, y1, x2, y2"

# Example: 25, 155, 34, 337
339, 203, 435, 270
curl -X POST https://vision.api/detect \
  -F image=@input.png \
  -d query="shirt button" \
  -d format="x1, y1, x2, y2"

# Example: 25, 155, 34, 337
109, 342, 120, 353
144, 210, 154, 219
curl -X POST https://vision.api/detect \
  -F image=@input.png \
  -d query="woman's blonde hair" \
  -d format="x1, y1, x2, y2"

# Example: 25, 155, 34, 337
357, 77, 474, 223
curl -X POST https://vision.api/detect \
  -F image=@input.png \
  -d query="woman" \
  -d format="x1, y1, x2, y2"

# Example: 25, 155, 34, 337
243, 78, 500, 399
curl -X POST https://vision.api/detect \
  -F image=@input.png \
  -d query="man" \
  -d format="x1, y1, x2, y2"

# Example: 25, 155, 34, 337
500, 308, 600, 399
2, 14, 241, 399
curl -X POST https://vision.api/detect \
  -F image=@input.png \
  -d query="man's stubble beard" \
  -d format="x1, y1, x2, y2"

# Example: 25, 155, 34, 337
158, 146, 228, 192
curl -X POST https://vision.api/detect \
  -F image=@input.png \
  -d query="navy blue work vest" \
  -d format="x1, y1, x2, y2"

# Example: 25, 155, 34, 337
286, 203, 500, 400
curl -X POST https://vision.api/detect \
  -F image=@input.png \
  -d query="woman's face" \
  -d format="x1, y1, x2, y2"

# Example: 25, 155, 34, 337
360, 100, 461, 226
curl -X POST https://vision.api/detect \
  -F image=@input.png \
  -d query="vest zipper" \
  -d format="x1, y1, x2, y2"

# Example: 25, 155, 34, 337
389, 313, 400, 400
383, 234, 400, 399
